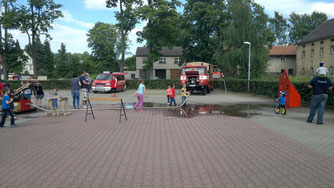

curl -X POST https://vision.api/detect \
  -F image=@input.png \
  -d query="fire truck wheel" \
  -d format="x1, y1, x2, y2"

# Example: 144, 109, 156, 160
202, 87, 207, 95
207, 87, 211, 93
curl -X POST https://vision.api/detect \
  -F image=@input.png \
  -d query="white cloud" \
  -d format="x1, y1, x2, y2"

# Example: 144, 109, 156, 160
60, 10, 94, 29
83, 0, 113, 10
11, 24, 90, 54
254, 0, 334, 18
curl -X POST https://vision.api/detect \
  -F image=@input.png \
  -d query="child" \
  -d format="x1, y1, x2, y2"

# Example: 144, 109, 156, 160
49, 88, 59, 108
316, 62, 329, 77
181, 84, 190, 106
0, 87, 16, 128
111, 75, 117, 97
166, 85, 172, 104
276, 91, 287, 113
169, 84, 176, 107
134, 80, 146, 112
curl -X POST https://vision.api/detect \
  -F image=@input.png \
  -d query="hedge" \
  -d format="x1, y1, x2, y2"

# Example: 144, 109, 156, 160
5, 78, 333, 105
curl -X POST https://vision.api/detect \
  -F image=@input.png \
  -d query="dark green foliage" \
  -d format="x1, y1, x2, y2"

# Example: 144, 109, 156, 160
269, 11, 289, 46
288, 11, 327, 44
124, 55, 136, 71
87, 22, 120, 73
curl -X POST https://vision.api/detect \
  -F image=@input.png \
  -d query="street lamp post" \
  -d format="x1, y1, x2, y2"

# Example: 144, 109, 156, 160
243, 41, 251, 92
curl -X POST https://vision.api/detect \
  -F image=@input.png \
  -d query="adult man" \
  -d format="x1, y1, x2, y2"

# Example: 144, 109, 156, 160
307, 76, 332, 124
71, 73, 81, 109
79, 70, 90, 109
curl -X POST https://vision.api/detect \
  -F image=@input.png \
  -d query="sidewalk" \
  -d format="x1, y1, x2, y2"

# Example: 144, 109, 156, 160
0, 107, 334, 187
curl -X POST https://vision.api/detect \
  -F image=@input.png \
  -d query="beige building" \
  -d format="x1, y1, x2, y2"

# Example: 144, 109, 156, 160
136, 47, 183, 79
267, 46, 296, 76
296, 18, 334, 76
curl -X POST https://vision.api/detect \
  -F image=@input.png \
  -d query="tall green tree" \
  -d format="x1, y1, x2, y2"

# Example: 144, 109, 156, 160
54, 43, 70, 78
16, 0, 62, 78
41, 40, 55, 76
137, 0, 181, 70
0, 0, 26, 80
180, 0, 228, 63
6, 37, 27, 75
269, 11, 289, 46
106, 0, 143, 72
87, 22, 120, 73
288, 11, 327, 44
217, 0, 274, 78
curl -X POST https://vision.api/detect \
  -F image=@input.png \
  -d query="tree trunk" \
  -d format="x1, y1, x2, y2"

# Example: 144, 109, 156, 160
119, 0, 125, 73
31, 35, 38, 79
3, 28, 9, 81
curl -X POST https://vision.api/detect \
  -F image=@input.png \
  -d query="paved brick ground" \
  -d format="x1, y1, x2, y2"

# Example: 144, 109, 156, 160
1, 107, 334, 188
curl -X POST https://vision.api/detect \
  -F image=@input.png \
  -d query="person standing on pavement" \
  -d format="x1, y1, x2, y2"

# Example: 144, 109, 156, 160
0, 87, 16, 128
86, 73, 91, 93
169, 84, 176, 107
71, 73, 81, 109
80, 70, 90, 109
306, 76, 332, 124
134, 80, 147, 112
34, 82, 44, 107
111, 75, 117, 97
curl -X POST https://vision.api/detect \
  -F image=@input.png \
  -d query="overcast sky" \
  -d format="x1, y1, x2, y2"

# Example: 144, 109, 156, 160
11, 0, 334, 56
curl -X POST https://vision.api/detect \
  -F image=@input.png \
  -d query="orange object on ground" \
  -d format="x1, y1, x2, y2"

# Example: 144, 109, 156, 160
278, 69, 301, 108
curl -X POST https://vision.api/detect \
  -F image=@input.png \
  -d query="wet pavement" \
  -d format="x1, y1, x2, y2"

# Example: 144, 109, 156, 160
1, 89, 334, 187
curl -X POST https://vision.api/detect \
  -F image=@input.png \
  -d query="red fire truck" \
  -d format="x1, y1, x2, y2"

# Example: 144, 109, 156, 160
180, 62, 220, 95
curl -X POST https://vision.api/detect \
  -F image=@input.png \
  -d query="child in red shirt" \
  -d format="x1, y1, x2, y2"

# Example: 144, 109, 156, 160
169, 84, 176, 107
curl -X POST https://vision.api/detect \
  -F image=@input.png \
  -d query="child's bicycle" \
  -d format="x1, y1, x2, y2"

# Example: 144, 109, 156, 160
274, 104, 286, 115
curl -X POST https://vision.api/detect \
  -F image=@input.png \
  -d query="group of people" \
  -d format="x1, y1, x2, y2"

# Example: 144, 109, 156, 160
276, 61, 332, 124
71, 70, 92, 109
166, 84, 190, 107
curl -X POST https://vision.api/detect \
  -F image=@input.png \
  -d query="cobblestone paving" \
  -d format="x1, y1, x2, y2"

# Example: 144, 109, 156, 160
1, 108, 334, 188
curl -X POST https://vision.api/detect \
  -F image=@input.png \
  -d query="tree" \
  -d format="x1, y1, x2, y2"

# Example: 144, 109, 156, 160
41, 40, 55, 76
0, 0, 28, 80
288, 11, 327, 44
269, 11, 289, 46
137, 0, 181, 70
180, 0, 228, 63
87, 22, 120, 73
124, 55, 136, 71
217, 0, 274, 78
16, 0, 62, 78
6, 37, 27, 75
54, 43, 70, 78
106, 0, 143, 73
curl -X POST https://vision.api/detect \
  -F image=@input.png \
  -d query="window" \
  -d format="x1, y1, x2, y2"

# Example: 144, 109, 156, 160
311, 67, 314, 74
143, 58, 147, 63
280, 57, 286, 61
159, 57, 166, 64
303, 45, 305, 48
320, 41, 324, 44
302, 68, 305, 75
269, 57, 274, 61
330, 67, 334, 75
30, 65, 32, 70
331, 46, 334, 55
288, 69, 293, 75
311, 49, 314, 57
331, 39, 334, 42
174, 57, 180, 64
311, 43, 314, 46
302, 51, 305, 58
320, 48, 324, 56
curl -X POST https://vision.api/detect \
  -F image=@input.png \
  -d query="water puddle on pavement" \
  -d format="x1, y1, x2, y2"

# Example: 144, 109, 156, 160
125, 102, 268, 118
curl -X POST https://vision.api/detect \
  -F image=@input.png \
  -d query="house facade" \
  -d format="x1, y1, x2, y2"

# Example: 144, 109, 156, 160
296, 18, 334, 76
266, 46, 297, 76
136, 47, 183, 79
22, 51, 34, 75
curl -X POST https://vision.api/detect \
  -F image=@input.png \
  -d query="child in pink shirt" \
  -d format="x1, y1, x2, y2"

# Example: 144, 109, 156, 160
166, 85, 172, 104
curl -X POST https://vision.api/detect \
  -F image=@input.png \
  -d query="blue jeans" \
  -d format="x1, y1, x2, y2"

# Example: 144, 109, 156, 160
182, 96, 186, 105
169, 98, 176, 107
71, 90, 80, 108
307, 94, 328, 124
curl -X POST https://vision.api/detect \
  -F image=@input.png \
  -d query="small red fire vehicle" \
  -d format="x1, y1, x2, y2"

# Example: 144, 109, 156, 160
92, 72, 126, 93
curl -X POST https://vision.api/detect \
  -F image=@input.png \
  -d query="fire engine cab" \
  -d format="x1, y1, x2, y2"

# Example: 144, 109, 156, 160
180, 62, 220, 95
